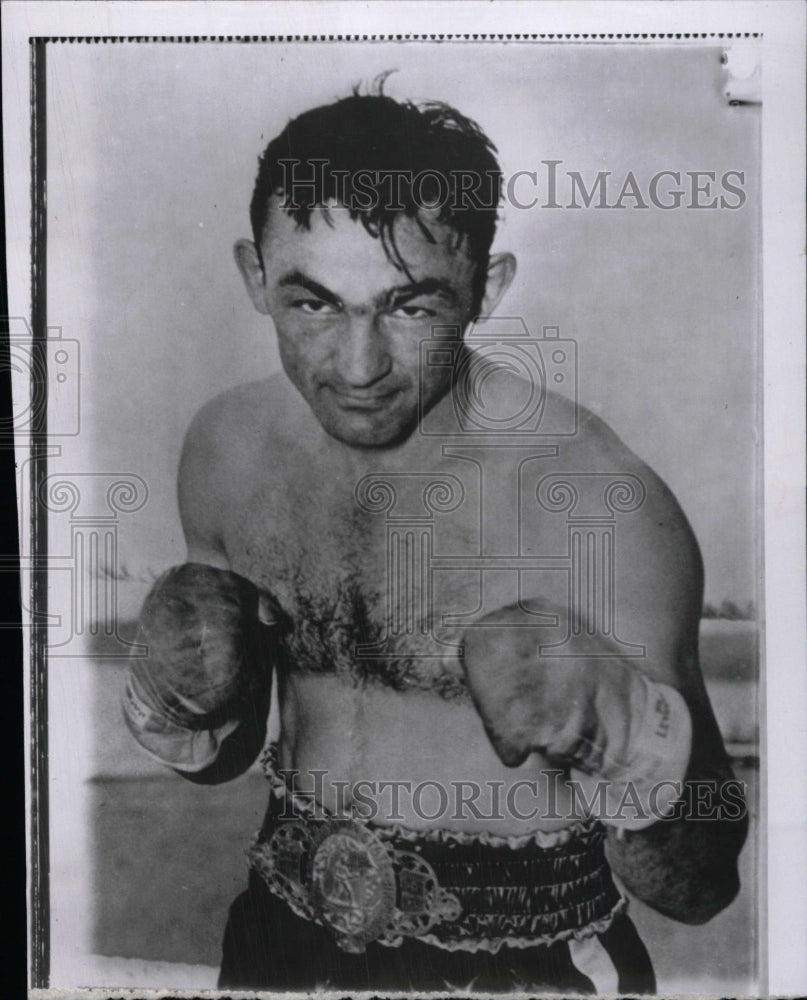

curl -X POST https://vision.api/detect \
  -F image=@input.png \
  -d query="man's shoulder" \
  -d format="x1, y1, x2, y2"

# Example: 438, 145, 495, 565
570, 403, 703, 594
558, 403, 693, 523
569, 404, 682, 508
184, 373, 312, 461
178, 374, 319, 550
456, 372, 626, 473
179, 373, 316, 502
476, 380, 700, 564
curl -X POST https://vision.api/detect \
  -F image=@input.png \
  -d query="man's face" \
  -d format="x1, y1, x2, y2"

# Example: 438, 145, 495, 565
240, 203, 482, 448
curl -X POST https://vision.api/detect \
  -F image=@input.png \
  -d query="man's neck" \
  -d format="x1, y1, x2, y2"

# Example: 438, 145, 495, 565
319, 394, 455, 478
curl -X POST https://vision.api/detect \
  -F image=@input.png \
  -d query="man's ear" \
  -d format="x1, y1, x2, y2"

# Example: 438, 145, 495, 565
234, 239, 271, 315
478, 253, 517, 318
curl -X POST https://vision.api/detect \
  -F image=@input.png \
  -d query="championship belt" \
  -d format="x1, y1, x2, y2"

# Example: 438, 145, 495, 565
248, 817, 462, 953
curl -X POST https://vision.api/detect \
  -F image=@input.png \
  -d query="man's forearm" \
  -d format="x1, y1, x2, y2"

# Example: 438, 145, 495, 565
180, 684, 271, 785
606, 771, 747, 923
606, 697, 748, 924
461, 608, 747, 924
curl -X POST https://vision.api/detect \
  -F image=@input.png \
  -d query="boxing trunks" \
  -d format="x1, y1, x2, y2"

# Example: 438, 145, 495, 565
219, 745, 655, 993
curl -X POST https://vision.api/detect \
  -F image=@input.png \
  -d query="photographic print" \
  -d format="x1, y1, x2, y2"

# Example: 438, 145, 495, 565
6, 4, 804, 997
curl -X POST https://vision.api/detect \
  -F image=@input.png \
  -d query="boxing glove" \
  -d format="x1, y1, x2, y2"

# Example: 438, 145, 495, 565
123, 563, 285, 773
463, 646, 692, 830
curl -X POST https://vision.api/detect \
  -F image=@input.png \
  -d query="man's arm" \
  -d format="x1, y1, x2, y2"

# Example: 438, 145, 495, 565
597, 482, 747, 923
604, 662, 747, 924
460, 444, 747, 924
462, 608, 746, 924
122, 397, 276, 784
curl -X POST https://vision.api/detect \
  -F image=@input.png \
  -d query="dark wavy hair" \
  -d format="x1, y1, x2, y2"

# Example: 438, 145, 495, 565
249, 80, 503, 309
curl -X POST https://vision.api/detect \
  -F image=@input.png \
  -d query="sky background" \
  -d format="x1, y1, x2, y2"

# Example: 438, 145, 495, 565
45, 40, 760, 615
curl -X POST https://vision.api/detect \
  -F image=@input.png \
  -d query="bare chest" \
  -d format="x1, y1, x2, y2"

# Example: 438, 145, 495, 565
221, 444, 609, 694
223, 466, 485, 695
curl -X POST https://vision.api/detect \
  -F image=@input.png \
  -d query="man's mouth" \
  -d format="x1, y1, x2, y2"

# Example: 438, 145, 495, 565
328, 387, 401, 411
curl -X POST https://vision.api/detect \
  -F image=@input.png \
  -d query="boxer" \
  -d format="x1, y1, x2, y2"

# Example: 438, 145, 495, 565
124, 87, 747, 992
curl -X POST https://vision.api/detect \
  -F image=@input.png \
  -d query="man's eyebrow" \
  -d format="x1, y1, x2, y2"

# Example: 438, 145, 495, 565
278, 270, 341, 307
277, 272, 459, 309
385, 279, 459, 307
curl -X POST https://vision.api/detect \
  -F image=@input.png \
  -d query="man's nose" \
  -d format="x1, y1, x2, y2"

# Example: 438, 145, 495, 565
335, 312, 392, 387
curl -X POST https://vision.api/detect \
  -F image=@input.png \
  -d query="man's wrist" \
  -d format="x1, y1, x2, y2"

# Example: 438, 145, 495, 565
123, 669, 241, 772
572, 677, 692, 831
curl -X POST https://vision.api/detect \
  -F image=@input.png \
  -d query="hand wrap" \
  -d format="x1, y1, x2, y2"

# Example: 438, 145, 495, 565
123, 563, 280, 773
568, 670, 692, 831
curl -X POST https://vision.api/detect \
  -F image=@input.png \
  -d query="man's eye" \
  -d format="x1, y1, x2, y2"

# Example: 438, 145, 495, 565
390, 305, 436, 320
294, 299, 337, 315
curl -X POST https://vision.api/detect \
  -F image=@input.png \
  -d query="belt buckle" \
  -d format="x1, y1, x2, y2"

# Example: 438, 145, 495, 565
252, 815, 462, 954
307, 818, 397, 953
